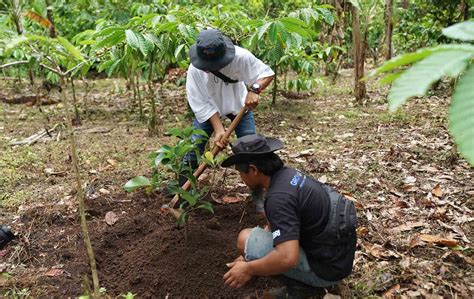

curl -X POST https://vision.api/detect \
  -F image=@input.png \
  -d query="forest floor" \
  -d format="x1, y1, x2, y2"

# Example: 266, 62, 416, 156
0, 68, 473, 298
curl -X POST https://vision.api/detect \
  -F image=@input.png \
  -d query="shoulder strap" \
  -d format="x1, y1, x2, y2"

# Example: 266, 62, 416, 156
211, 70, 239, 84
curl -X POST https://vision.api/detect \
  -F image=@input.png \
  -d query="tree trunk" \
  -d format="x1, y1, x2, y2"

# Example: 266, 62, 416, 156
45, 2, 57, 38
384, 0, 394, 61
460, 0, 469, 21
272, 64, 278, 105
351, 4, 366, 105
59, 75, 100, 298
401, 0, 409, 9
70, 77, 81, 124
148, 52, 158, 135
136, 73, 144, 119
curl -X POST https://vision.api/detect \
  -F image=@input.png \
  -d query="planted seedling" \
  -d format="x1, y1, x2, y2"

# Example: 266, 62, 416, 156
124, 126, 218, 240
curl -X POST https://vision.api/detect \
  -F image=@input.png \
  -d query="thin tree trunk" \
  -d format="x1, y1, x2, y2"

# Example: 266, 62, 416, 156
45, 2, 57, 38
59, 75, 100, 298
384, 0, 394, 61
460, 0, 469, 21
351, 4, 366, 105
136, 73, 144, 120
70, 77, 80, 124
401, 0, 409, 9
272, 64, 277, 105
148, 52, 157, 134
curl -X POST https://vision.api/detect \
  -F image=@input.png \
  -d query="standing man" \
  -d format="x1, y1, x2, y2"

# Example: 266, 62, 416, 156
221, 134, 357, 298
182, 29, 274, 211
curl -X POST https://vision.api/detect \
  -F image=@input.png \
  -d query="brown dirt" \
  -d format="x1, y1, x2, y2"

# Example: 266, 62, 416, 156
7, 190, 283, 298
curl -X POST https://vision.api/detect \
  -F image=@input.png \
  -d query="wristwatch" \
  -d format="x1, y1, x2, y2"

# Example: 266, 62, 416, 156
248, 83, 261, 94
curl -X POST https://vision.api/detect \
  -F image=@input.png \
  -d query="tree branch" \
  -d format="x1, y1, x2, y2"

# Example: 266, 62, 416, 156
0, 60, 29, 69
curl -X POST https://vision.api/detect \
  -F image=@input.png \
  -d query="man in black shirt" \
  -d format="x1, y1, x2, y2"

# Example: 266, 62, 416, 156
221, 134, 357, 297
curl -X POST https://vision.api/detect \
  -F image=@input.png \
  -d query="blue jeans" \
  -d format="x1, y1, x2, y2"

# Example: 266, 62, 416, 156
244, 227, 338, 287
184, 110, 257, 164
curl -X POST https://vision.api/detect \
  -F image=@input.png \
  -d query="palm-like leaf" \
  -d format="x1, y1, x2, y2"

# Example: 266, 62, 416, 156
387, 50, 472, 112
449, 64, 474, 165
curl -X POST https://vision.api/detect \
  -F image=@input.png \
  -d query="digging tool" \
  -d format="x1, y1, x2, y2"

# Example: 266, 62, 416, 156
164, 106, 248, 218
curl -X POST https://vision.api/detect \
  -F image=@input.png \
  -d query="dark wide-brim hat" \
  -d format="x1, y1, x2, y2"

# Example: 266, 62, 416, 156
221, 134, 284, 167
189, 29, 235, 71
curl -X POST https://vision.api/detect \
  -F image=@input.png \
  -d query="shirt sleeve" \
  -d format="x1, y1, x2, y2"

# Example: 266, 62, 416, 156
186, 66, 218, 123
265, 193, 300, 247
237, 49, 275, 85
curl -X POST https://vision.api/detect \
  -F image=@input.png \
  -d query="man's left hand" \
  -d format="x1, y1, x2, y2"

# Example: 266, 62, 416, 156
223, 261, 253, 288
245, 91, 259, 110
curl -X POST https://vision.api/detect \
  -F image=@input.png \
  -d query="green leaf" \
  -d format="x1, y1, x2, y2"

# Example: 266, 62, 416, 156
174, 44, 186, 59
388, 50, 472, 112
257, 22, 273, 40
280, 17, 312, 39
94, 29, 125, 49
371, 44, 474, 76
125, 30, 151, 56
124, 176, 151, 192
197, 201, 214, 213
442, 21, 474, 42
57, 36, 84, 61
449, 64, 474, 166
177, 211, 187, 225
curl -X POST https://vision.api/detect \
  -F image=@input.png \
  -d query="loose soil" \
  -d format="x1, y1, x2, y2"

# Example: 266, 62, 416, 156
16, 190, 281, 298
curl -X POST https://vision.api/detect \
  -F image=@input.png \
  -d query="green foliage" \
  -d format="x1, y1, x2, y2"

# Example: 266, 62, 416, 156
124, 126, 214, 224
373, 20, 474, 165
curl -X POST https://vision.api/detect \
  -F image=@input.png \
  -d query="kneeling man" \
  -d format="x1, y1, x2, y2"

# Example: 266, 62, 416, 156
222, 134, 357, 297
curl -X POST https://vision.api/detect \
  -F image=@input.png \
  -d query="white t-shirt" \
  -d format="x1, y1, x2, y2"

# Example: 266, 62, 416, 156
186, 46, 275, 123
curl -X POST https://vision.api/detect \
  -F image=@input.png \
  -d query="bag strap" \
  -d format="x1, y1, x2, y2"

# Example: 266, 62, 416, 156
211, 70, 239, 84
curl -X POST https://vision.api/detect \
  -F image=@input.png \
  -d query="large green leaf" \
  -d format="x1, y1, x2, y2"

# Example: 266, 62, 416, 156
280, 17, 312, 39
388, 50, 472, 112
124, 176, 151, 192
449, 64, 474, 165
125, 30, 152, 56
57, 36, 84, 61
372, 44, 474, 76
94, 29, 125, 49
442, 21, 474, 42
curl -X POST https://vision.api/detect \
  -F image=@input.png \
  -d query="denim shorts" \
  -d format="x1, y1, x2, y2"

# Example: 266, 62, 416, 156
244, 227, 338, 287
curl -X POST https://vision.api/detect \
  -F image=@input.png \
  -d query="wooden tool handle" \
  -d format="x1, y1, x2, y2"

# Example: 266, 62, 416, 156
169, 107, 248, 209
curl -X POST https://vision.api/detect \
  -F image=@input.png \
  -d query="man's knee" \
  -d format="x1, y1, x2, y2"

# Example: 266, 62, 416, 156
237, 228, 252, 254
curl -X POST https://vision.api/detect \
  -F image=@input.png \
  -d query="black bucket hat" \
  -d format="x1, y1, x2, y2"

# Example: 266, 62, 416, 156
221, 134, 283, 167
189, 29, 236, 71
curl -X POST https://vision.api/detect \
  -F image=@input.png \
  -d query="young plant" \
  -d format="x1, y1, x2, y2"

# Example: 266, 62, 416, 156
124, 127, 216, 231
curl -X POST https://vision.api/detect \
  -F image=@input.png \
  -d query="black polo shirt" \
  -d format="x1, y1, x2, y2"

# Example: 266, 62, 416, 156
264, 167, 356, 281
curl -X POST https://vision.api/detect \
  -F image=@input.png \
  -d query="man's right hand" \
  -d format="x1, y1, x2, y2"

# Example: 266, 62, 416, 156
214, 129, 228, 148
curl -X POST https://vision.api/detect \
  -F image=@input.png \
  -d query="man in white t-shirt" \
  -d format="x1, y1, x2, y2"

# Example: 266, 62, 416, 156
181, 29, 274, 211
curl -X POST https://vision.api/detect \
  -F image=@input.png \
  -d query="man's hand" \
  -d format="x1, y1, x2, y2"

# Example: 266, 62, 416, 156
223, 261, 253, 288
214, 129, 227, 148
245, 91, 259, 110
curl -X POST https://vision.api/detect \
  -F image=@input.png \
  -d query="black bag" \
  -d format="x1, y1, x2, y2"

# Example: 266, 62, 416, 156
314, 184, 357, 245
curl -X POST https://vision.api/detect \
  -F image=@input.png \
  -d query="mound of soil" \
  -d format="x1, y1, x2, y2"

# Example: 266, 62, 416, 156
20, 192, 283, 297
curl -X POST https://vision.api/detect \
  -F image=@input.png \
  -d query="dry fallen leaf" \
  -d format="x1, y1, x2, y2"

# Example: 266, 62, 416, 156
431, 184, 443, 197
106, 159, 117, 166
391, 221, 425, 233
44, 268, 64, 277
318, 175, 328, 184
105, 211, 119, 226
99, 188, 110, 195
418, 234, 459, 247
362, 243, 399, 260
211, 193, 248, 204
383, 284, 400, 298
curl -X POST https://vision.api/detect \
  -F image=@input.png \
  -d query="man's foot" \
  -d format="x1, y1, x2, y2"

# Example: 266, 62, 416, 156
265, 276, 336, 299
